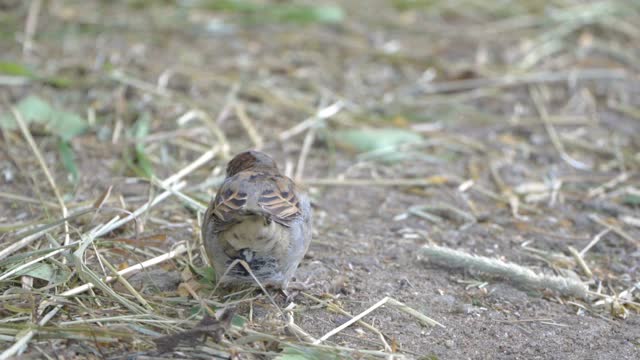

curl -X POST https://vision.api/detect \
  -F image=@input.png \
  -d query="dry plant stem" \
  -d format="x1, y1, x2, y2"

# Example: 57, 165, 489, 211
284, 305, 317, 343
151, 177, 207, 213
303, 177, 452, 187
160, 146, 219, 188
278, 100, 344, 141
314, 296, 443, 345
302, 292, 392, 352
23, 0, 42, 58
12, 107, 71, 248
589, 214, 639, 247
420, 245, 589, 299
214, 259, 285, 320
0, 207, 92, 260
529, 87, 590, 170
567, 246, 593, 278
294, 125, 316, 182
0, 304, 62, 360
0, 242, 76, 281
100, 253, 153, 311
63, 243, 187, 297
0, 191, 59, 208
92, 181, 186, 239
310, 299, 398, 346
0, 245, 187, 359
176, 110, 230, 157
234, 103, 263, 149
243, 329, 408, 359
587, 172, 629, 198
418, 68, 628, 94
1, 154, 198, 356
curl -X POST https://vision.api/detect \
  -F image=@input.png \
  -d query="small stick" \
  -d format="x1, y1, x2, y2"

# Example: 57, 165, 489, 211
0, 242, 77, 281
587, 172, 630, 198
294, 126, 316, 182
0, 192, 59, 208
284, 304, 317, 342
302, 292, 392, 352
579, 228, 610, 256
314, 296, 443, 345
314, 297, 390, 345
151, 177, 207, 213
161, 146, 219, 187
567, 246, 593, 278
12, 107, 71, 248
530, 87, 591, 170
23, 0, 42, 58
589, 214, 639, 247
418, 68, 627, 94
234, 103, 263, 149
213, 259, 285, 320
91, 181, 186, 239
302, 177, 454, 187
62, 243, 187, 297
0, 208, 92, 261
279, 101, 344, 141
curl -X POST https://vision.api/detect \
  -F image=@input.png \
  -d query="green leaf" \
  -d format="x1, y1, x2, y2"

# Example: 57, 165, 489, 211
195, 1, 344, 24
15, 262, 71, 283
276, 346, 340, 360
332, 127, 423, 162
49, 109, 88, 141
0, 61, 35, 77
622, 194, 640, 206
0, 95, 52, 129
190, 264, 217, 283
58, 139, 79, 183
269, 5, 344, 24
0, 96, 88, 140
132, 112, 154, 178
231, 314, 247, 328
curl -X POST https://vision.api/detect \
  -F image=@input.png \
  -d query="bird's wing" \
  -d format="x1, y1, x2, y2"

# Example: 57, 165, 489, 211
256, 173, 302, 226
206, 172, 302, 233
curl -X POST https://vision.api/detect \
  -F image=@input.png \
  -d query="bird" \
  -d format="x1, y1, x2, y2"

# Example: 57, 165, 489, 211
202, 150, 312, 289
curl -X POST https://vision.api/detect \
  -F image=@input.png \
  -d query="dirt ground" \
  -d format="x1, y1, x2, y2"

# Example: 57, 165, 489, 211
1, 1, 640, 359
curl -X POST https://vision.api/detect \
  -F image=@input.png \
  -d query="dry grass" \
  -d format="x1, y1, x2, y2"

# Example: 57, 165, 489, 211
1, 0, 639, 358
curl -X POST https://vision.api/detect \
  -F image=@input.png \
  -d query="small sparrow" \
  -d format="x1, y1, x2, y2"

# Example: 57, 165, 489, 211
202, 150, 312, 289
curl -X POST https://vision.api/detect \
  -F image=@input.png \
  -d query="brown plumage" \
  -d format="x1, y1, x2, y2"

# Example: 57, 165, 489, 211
202, 150, 312, 288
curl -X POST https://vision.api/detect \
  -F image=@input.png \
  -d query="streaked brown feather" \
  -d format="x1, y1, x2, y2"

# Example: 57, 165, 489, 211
208, 171, 301, 232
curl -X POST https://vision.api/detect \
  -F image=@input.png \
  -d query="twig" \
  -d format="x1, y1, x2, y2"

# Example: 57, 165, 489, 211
92, 181, 186, 239
529, 87, 591, 170
161, 146, 219, 187
0, 191, 59, 208
567, 246, 593, 278
12, 107, 72, 248
589, 214, 639, 247
417, 68, 628, 94
234, 103, 263, 149
294, 125, 316, 182
302, 177, 454, 187
0, 208, 92, 261
279, 101, 344, 141
314, 296, 443, 345
23, 0, 42, 58
579, 228, 610, 256
301, 292, 392, 352
587, 172, 630, 198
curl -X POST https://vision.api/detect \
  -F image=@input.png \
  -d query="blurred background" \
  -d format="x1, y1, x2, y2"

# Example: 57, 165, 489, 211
1, 0, 639, 359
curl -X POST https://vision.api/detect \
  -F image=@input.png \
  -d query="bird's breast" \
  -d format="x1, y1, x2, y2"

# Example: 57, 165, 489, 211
220, 215, 290, 257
